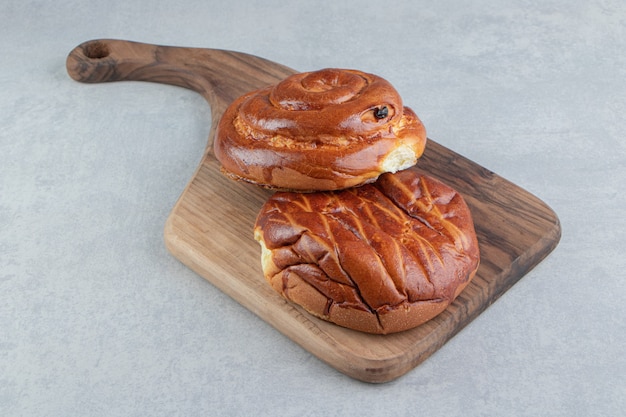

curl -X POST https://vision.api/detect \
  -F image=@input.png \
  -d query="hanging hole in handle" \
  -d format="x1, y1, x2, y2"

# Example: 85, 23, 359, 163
83, 41, 110, 59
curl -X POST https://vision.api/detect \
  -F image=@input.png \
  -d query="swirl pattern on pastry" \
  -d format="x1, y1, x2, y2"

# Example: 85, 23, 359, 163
214, 68, 427, 191
254, 169, 480, 334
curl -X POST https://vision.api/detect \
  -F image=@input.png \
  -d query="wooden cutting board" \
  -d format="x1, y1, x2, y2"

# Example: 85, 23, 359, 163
67, 39, 561, 383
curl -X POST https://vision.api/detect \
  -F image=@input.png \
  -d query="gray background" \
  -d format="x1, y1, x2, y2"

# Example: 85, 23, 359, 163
2, 1, 625, 416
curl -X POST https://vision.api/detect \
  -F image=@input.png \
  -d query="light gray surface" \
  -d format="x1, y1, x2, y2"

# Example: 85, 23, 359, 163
1, 0, 625, 415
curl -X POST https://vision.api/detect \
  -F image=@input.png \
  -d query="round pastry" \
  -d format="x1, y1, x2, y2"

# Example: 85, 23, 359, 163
253, 170, 480, 334
214, 68, 427, 191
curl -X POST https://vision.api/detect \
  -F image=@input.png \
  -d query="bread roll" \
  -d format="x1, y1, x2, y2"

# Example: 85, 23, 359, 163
214, 68, 427, 191
254, 170, 480, 334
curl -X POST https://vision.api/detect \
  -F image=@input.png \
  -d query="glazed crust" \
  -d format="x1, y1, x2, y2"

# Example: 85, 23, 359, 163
254, 170, 480, 334
214, 68, 427, 191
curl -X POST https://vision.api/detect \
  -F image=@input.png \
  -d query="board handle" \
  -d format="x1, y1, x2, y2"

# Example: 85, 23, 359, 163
66, 39, 212, 93
66, 39, 296, 111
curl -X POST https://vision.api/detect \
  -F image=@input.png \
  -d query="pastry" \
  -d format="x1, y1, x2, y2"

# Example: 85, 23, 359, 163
214, 68, 427, 191
253, 169, 480, 334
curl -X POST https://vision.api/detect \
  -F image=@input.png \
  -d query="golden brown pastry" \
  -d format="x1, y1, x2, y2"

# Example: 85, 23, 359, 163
214, 68, 427, 191
254, 170, 480, 334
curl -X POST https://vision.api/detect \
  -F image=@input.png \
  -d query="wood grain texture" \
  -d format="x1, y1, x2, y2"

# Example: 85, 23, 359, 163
67, 39, 561, 383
